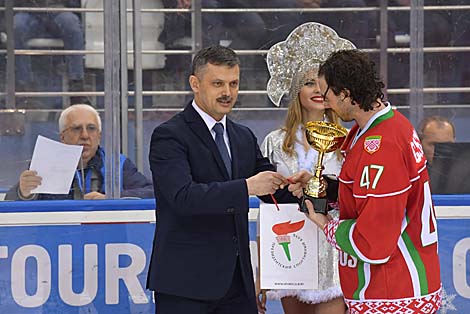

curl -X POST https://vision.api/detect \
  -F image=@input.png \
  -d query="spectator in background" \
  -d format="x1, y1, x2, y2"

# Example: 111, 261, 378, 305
376, 0, 455, 105
160, 0, 267, 50
0, 1, 5, 109
244, 0, 303, 93
419, 114, 468, 195
450, 0, 470, 104
256, 0, 303, 51
159, 0, 268, 105
217, 0, 267, 51
418, 115, 456, 164
159, 0, 224, 49
158, 0, 226, 105
14, 0, 89, 105
5, 104, 154, 201
297, 0, 373, 48
217, 0, 269, 100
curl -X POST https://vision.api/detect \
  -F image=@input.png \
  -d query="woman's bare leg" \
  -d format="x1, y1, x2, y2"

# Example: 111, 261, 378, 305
281, 296, 315, 314
315, 297, 347, 314
281, 296, 346, 314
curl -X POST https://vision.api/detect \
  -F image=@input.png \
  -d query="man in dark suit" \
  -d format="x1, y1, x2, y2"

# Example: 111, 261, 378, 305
147, 45, 295, 314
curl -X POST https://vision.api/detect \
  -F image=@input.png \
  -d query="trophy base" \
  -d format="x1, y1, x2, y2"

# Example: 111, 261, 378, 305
300, 195, 328, 215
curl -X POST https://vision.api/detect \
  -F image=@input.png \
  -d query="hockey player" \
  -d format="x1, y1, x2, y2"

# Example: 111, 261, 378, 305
289, 49, 442, 314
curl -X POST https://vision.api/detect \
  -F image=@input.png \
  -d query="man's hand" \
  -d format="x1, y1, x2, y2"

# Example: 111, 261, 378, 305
304, 198, 332, 229
246, 171, 288, 196
19, 170, 42, 198
288, 169, 314, 185
84, 191, 106, 200
287, 170, 314, 198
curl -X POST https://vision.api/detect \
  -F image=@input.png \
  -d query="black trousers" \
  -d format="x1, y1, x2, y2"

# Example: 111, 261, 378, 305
155, 262, 257, 314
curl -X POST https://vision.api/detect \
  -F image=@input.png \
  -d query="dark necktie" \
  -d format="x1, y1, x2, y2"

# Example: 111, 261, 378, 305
213, 122, 232, 178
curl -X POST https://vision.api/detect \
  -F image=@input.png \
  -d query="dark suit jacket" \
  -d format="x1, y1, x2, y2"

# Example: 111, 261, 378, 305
146, 104, 296, 300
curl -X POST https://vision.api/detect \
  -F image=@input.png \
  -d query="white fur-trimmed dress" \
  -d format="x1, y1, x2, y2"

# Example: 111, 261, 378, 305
259, 128, 343, 304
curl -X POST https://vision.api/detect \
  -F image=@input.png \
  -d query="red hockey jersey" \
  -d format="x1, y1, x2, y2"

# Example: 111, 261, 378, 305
333, 105, 441, 313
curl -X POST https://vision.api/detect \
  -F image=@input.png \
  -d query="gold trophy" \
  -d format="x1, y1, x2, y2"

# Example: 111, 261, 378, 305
300, 121, 348, 214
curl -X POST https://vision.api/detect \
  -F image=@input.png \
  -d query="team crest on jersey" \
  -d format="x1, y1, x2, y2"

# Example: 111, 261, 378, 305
364, 135, 382, 154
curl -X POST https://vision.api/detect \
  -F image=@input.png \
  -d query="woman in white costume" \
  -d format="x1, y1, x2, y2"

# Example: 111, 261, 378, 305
258, 22, 355, 314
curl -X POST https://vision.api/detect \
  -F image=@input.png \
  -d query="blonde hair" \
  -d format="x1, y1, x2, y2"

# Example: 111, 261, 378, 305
281, 95, 342, 160
59, 104, 101, 133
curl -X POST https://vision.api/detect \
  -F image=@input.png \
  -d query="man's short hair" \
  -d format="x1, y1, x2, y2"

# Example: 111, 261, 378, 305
318, 49, 385, 112
191, 45, 240, 76
59, 104, 102, 133
418, 115, 456, 139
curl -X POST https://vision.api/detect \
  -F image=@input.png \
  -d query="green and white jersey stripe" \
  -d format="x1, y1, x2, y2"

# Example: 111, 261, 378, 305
399, 229, 429, 296
352, 262, 371, 300
336, 220, 390, 264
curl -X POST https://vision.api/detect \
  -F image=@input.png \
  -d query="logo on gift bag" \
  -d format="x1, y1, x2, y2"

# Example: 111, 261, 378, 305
270, 220, 308, 268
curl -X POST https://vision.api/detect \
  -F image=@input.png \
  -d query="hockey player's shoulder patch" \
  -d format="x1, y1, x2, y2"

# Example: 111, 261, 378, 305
364, 135, 382, 154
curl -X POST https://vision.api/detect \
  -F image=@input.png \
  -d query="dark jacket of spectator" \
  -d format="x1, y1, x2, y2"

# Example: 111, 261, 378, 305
15, 0, 79, 7
6, 147, 155, 200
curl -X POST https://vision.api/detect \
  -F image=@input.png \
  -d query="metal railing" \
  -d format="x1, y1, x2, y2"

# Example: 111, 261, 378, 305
1, 2, 470, 185
2, 4, 470, 101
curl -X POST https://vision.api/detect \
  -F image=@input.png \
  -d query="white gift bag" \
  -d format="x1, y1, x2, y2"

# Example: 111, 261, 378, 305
259, 202, 318, 290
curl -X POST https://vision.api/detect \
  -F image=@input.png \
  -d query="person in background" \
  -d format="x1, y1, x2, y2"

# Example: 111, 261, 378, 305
418, 115, 456, 164
14, 0, 89, 105
258, 22, 354, 314
159, 0, 268, 106
290, 49, 442, 314
297, 0, 373, 48
6, 104, 154, 200
146, 45, 297, 314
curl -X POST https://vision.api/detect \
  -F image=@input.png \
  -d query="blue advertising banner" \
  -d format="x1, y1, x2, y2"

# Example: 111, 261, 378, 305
0, 223, 156, 313
0, 197, 468, 313
436, 219, 470, 313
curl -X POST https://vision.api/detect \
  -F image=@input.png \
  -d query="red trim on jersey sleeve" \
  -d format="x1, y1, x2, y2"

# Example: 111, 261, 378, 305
324, 218, 340, 250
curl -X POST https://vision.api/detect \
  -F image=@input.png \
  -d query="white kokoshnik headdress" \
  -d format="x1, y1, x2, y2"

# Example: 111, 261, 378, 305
266, 22, 356, 106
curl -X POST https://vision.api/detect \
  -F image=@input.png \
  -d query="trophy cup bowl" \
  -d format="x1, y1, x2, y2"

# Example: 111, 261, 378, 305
300, 121, 348, 214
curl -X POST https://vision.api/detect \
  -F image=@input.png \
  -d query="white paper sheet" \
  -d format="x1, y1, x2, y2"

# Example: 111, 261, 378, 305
260, 203, 318, 290
30, 135, 83, 194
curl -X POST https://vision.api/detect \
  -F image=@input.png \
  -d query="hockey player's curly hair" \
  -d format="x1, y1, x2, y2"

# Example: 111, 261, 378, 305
318, 50, 385, 112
